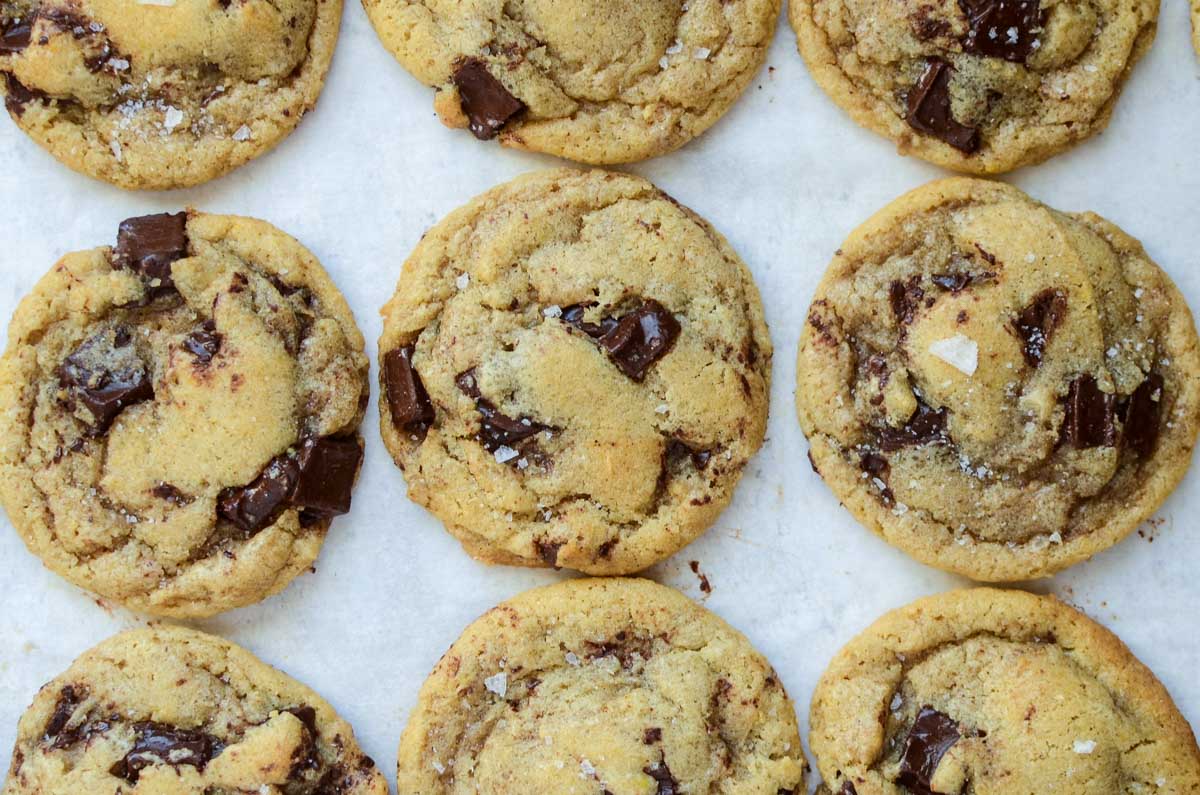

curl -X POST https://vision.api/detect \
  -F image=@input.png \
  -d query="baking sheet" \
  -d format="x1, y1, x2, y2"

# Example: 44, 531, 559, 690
1, 3, 1198, 790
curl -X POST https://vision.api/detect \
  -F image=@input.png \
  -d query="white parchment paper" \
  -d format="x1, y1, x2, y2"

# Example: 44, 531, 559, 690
1, 4, 1198, 790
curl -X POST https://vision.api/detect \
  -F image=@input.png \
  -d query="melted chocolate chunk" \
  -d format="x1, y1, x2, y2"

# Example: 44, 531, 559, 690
1, 17, 32, 53
284, 706, 320, 775
1012, 289, 1066, 367
113, 213, 189, 296
906, 59, 981, 154
151, 483, 191, 504
562, 303, 619, 339
452, 57, 526, 140
59, 326, 154, 436
4, 73, 44, 116
534, 538, 563, 567
456, 369, 550, 454
110, 722, 220, 783
1121, 373, 1164, 458
43, 686, 84, 747
897, 707, 961, 795
290, 436, 363, 519
183, 321, 221, 364
644, 759, 679, 795
597, 300, 681, 381
931, 268, 994, 293
1062, 375, 1117, 448
960, 0, 1044, 63
643, 727, 663, 745
583, 631, 654, 667
383, 345, 434, 433
218, 454, 298, 532
889, 277, 926, 325
840, 783, 859, 795
860, 452, 894, 505
666, 438, 712, 470
879, 401, 948, 451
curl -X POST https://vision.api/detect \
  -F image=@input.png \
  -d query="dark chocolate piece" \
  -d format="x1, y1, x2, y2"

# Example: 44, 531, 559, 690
218, 454, 299, 533
151, 483, 191, 504
452, 57, 525, 141
879, 401, 948, 451
1062, 375, 1117, 448
1, 17, 32, 53
597, 300, 681, 381
889, 277, 926, 325
643, 727, 663, 745
455, 369, 549, 453
666, 438, 712, 470
840, 783, 859, 795
284, 705, 320, 774
183, 321, 221, 364
562, 303, 619, 339
1121, 373, 1163, 458
959, 0, 1044, 63
4, 73, 44, 116
644, 759, 679, 795
860, 452, 894, 505
906, 58, 981, 154
896, 707, 961, 795
383, 345, 434, 432
534, 538, 563, 567
59, 326, 154, 436
111, 722, 219, 783
1011, 289, 1066, 367
290, 436, 362, 519
113, 213, 189, 296
43, 686, 84, 747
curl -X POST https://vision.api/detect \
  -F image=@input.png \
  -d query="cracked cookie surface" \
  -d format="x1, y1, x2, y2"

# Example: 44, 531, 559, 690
397, 577, 808, 794
361, 0, 779, 164
2, 625, 386, 795
796, 178, 1200, 581
0, 211, 369, 617
810, 588, 1200, 795
379, 168, 772, 575
0, 0, 341, 189
788, 0, 1158, 174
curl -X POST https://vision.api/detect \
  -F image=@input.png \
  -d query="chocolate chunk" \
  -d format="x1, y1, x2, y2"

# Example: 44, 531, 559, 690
4, 73, 44, 116
43, 686, 84, 747
960, 0, 1044, 63
1121, 373, 1163, 458
534, 538, 563, 567
897, 707, 962, 795
151, 483, 191, 504
1062, 375, 1117, 448
383, 345, 434, 433
879, 401, 948, 451
59, 326, 154, 436
284, 706, 320, 775
860, 452, 895, 505
889, 277, 925, 325
1012, 289, 1066, 367
456, 369, 551, 454
840, 783, 858, 795
644, 759, 679, 795
291, 436, 362, 519
452, 57, 526, 140
111, 722, 219, 783
183, 321, 221, 364
643, 727, 663, 745
666, 438, 712, 470
906, 58, 981, 154
931, 268, 994, 293
218, 454, 299, 533
113, 213, 189, 296
1, 17, 32, 53
597, 300, 681, 381
562, 303, 619, 339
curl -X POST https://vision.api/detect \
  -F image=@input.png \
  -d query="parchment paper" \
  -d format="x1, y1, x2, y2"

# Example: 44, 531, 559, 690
1, 4, 1198, 790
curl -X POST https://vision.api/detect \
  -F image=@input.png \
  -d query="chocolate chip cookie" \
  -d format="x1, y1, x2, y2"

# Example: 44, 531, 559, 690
0, 0, 340, 189
796, 178, 1200, 581
2, 625, 386, 794
361, 0, 780, 164
788, 0, 1158, 173
810, 588, 1200, 794
397, 577, 808, 793
379, 169, 772, 574
0, 211, 369, 617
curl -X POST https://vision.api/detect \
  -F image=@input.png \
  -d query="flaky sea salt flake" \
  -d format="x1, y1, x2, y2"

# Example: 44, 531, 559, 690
929, 334, 978, 376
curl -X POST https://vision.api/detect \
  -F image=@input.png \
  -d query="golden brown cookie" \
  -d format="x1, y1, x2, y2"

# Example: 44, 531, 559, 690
0, 0, 341, 189
788, 0, 1158, 174
379, 169, 772, 575
2, 625, 386, 794
810, 588, 1200, 794
397, 577, 808, 794
0, 211, 369, 617
796, 178, 1200, 581
361, 0, 780, 164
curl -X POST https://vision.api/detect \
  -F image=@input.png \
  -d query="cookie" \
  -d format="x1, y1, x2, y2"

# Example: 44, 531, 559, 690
0, 0, 340, 189
0, 211, 369, 617
810, 588, 1200, 794
361, 0, 779, 164
397, 577, 808, 793
2, 625, 386, 794
796, 178, 1200, 581
788, 0, 1158, 174
378, 169, 772, 574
